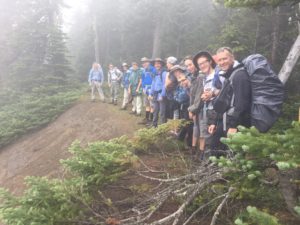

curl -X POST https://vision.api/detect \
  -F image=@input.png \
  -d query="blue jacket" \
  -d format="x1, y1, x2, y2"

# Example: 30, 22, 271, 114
88, 68, 104, 83
151, 69, 167, 100
174, 86, 190, 105
142, 65, 156, 95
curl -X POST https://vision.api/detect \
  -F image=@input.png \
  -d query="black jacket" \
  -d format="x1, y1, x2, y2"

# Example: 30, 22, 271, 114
222, 63, 251, 129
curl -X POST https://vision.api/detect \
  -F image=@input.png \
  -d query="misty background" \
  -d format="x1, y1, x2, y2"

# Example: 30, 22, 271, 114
1, 0, 299, 89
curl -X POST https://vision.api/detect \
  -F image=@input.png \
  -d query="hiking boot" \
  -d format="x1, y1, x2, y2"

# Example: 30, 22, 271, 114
120, 106, 127, 110
113, 101, 117, 105
136, 113, 142, 117
91, 99, 95, 102
129, 111, 136, 115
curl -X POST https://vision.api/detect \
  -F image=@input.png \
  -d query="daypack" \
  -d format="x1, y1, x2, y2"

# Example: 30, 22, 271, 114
213, 54, 284, 133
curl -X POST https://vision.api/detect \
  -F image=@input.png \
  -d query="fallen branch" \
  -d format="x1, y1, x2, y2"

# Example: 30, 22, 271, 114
210, 187, 234, 225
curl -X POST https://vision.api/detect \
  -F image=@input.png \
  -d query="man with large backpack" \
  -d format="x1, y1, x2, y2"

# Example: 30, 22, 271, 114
210, 47, 284, 135
210, 47, 251, 135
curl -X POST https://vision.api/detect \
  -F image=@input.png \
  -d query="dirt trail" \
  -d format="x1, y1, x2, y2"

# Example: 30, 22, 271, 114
0, 98, 142, 194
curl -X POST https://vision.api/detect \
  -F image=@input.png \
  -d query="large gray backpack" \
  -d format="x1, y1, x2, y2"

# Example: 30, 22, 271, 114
213, 54, 285, 133
243, 54, 284, 132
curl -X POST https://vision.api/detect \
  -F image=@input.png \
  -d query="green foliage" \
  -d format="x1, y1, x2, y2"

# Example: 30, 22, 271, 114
0, 177, 88, 225
0, 85, 84, 148
0, 139, 138, 224
211, 123, 300, 221
131, 120, 186, 152
212, 122, 300, 176
61, 140, 137, 185
235, 206, 282, 225
271, 95, 300, 132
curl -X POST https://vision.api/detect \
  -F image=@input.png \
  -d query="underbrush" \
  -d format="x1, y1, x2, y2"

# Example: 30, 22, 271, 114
0, 119, 299, 225
0, 83, 85, 148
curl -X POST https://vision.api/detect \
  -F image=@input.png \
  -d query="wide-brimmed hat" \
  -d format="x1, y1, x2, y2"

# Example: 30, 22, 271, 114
193, 51, 216, 70
152, 57, 165, 66
169, 65, 186, 74
141, 57, 151, 62
122, 62, 128, 67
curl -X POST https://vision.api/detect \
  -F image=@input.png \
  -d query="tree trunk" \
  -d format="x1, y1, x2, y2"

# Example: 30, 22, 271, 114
152, 17, 163, 58
278, 34, 300, 84
271, 7, 280, 65
93, 15, 100, 63
253, 12, 261, 53
278, 4, 300, 84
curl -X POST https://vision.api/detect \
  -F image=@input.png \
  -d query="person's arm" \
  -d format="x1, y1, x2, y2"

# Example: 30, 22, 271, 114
188, 76, 204, 114
165, 72, 172, 89
161, 71, 167, 98
227, 70, 251, 130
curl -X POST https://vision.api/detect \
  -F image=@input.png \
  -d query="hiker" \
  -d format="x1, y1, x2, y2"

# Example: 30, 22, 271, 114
88, 62, 105, 102
182, 56, 200, 154
209, 47, 251, 136
128, 62, 143, 116
140, 57, 156, 125
189, 51, 222, 160
165, 56, 179, 120
108, 63, 122, 105
169, 65, 193, 147
120, 62, 131, 110
149, 58, 167, 127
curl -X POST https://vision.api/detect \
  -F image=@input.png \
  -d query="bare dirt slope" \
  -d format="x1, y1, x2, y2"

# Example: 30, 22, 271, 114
0, 98, 142, 194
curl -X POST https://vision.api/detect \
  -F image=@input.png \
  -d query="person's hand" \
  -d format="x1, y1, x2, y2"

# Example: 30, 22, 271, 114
108, 83, 111, 88
128, 89, 131, 95
227, 128, 238, 135
148, 96, 153, 100
189, 112, 194, 120
208, 125, 216, 134
201, 90, 213, 101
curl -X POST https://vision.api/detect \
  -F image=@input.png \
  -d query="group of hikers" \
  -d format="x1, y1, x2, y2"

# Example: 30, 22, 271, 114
88, 46, 284, 161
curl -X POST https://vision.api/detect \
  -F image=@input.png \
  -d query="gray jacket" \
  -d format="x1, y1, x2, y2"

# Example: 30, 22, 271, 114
188, 74, 204, 114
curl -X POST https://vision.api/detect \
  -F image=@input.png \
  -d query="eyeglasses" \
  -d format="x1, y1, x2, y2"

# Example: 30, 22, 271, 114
197, 60, 209, 67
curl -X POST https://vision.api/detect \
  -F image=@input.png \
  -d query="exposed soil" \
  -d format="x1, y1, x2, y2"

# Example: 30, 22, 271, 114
0, 97, 143, 194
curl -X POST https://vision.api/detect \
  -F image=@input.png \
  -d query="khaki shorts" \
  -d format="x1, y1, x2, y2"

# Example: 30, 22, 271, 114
198, 109, 209, 138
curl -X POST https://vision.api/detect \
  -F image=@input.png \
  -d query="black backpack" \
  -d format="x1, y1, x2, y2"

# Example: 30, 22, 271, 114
213, 54, 285, 133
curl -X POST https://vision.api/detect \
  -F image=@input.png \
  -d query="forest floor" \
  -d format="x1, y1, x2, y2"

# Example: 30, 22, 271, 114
0, 96, 143, 195
0, 96, 298, 225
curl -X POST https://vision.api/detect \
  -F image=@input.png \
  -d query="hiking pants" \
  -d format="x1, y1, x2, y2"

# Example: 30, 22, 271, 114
153, 98, 167, 127
91, 81, 105, 101
110, 81, 119, 102
122, 88, 129, 108
132, 95, 142, 114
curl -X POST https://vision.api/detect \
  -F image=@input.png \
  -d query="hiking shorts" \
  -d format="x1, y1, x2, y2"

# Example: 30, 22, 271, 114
198, 109, 209, 138
144, 95, 154, 109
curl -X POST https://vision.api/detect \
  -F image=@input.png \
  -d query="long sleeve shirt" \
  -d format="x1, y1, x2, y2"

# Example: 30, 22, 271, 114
88, 68, 104, 84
